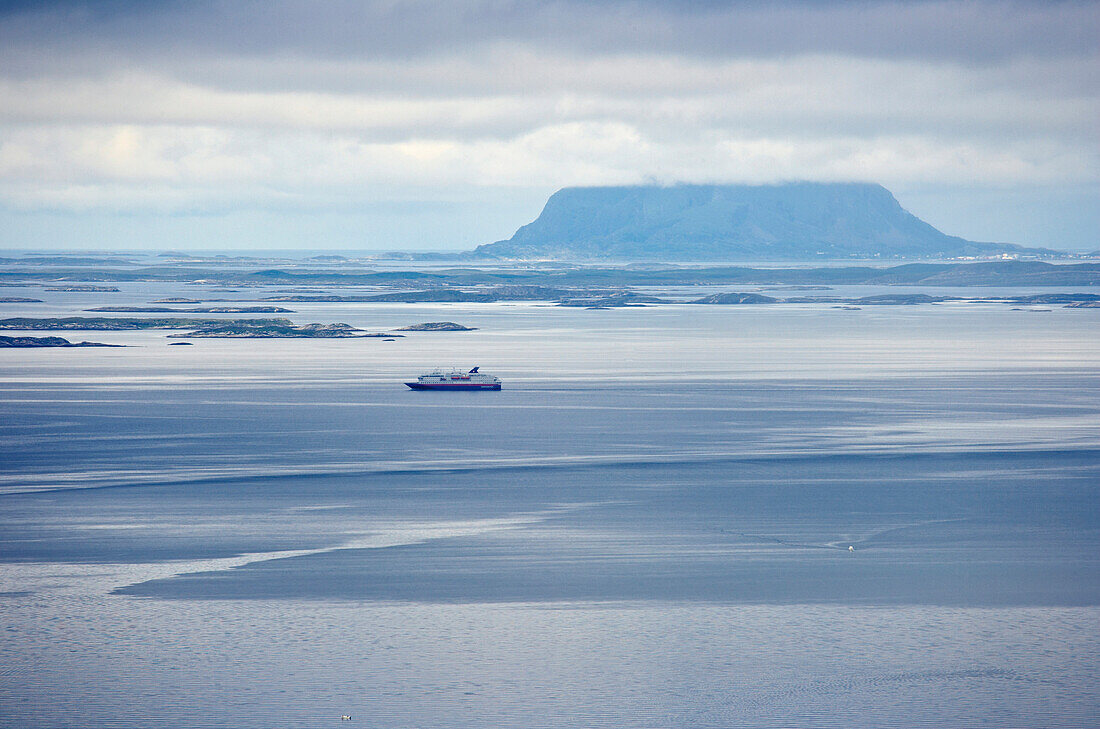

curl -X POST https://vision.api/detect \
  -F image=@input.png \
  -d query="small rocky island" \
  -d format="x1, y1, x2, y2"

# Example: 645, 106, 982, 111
169, 321, 366, 338
688, 293, 778, 305
43, 285, 121, 292
85, 306, 295, 313
0, 335, 121, 348
395, 322, 477, 331
559, 292, 669, 307
0, 317, 273, 330
0, 316, 407, 339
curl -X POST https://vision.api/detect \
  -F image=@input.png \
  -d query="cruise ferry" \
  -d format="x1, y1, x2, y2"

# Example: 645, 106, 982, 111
405, 367, 502, 391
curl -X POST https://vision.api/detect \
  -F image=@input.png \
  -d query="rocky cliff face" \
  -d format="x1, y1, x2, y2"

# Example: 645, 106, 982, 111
473, 183, 1037, 261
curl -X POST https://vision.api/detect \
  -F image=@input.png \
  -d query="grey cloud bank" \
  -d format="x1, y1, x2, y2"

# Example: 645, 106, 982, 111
3, 1, 1096, 65
0, 0, 1096, 251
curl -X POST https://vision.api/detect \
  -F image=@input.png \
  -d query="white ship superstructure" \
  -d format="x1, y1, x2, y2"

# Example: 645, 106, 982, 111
405, 367, 502, 390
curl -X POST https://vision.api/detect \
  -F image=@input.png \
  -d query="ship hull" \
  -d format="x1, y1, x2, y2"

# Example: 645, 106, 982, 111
405, 382, 501, 391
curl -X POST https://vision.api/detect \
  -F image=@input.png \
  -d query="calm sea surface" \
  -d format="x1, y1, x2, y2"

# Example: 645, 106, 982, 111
1, 285, 1098, 727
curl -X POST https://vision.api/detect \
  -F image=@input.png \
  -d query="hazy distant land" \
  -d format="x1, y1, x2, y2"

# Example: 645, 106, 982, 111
2, 242, 1098, 342
474, 183, 1061, 261
2, 261, 1098, 290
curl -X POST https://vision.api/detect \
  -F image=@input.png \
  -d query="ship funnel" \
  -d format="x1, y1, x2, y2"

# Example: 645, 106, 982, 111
469, 366, 479, 373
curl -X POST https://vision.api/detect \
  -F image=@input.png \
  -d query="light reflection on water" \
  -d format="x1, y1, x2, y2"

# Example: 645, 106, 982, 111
1, 286, 1098, 727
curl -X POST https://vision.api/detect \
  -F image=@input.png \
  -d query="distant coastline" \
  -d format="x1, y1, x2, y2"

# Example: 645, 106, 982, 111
2, 260, 1099, 289
0, 334, 121, 348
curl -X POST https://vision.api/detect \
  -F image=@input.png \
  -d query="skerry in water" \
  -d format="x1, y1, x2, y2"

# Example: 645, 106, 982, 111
405, 366, 501, 391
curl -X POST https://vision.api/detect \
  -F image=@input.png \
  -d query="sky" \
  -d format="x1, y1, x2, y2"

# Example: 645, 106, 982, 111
0, 0, 1096, 252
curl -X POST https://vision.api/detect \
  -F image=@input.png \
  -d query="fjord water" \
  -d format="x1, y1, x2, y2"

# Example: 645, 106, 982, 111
1, 296, 1098, 727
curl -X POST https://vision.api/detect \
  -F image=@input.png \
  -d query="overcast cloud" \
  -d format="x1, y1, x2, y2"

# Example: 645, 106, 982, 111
0, 0, 1096, 250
